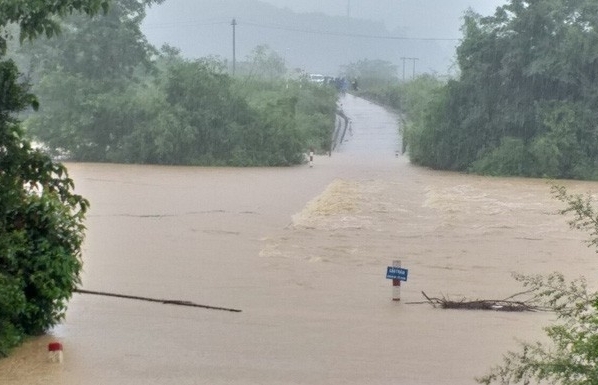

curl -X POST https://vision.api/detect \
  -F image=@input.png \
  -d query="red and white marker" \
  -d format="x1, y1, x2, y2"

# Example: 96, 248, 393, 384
48, 342, 63, 363
392, 260, 401, 301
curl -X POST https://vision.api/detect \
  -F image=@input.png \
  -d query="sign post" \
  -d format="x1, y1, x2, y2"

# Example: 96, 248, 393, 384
386, 260, 408, 301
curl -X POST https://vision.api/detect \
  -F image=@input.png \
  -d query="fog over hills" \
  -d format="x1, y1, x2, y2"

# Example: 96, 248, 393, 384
260, 0, 507, 39
142, 0, 506, 76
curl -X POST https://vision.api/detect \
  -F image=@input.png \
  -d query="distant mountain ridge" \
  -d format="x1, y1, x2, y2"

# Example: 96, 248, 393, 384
142, 0, 456, 75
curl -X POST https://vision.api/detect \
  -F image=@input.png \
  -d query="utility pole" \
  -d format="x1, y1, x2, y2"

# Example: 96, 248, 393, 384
400, 57, 419, 80
231, 18, 237, 76
346, 0, 351, 30
411, 57, 419, 78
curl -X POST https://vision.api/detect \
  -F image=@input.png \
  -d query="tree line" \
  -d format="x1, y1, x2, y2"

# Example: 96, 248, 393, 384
13, 0, 337, 166
354, 0, 598, 181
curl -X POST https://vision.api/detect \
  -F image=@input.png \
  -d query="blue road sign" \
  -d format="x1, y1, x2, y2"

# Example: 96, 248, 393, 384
386, 266, 408, 281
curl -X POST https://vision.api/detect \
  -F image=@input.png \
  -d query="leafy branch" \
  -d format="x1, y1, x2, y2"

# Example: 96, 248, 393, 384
551, 185, 598, 252
477, 185, 598, 385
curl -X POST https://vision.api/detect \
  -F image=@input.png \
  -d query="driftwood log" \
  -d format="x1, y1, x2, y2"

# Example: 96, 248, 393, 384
74, 288, 242, 313
411, 291, 546, 312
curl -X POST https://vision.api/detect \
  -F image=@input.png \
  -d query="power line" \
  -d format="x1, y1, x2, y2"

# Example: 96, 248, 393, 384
143, 20, 230, 29
243, 21, 460, 41
145, 18, 461, 42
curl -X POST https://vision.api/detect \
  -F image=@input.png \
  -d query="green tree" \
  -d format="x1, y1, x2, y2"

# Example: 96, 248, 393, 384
405, 0, 598, 179
470, 137, 528, 176
237, 73, 337, 158
111, 53, 319, 166
0, 0, 109, 52
22, 0, 163, 161
148, 57, 255, 165
18, 19, 335, 167
237, 45, 287, 81
0, 0, 98, 357
478, 185, 598, 385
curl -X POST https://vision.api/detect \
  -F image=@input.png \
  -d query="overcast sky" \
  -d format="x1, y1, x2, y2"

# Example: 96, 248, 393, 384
259, 0, 508, 37
143, 0, 510, 75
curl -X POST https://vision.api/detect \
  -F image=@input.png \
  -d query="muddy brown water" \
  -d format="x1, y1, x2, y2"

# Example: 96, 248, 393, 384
2, 94, 598, 385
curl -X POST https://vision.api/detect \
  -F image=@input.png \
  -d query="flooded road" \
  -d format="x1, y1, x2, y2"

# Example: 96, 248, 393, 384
3, 94, 598, 384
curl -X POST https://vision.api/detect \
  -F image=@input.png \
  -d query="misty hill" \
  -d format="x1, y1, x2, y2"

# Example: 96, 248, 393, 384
142, 0, 458, 76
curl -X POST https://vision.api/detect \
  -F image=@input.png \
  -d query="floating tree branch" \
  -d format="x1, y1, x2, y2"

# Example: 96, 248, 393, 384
408, 291, 548, 312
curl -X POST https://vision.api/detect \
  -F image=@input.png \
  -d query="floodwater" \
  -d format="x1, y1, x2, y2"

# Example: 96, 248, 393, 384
3, 94, 598, 385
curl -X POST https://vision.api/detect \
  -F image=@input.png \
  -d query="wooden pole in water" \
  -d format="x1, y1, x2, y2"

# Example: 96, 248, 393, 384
392, 260, 401, 301
73, 289, 242, 313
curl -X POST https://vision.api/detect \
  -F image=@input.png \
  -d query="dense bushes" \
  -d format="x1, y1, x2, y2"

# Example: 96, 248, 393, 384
25, 55, 337, 166
352, 0, 598, 180
0, 62, 89, 355
240, 78, 337, 157
1, 0, 94, 357
19, 9, 338, 166
401, 1, 598, 179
